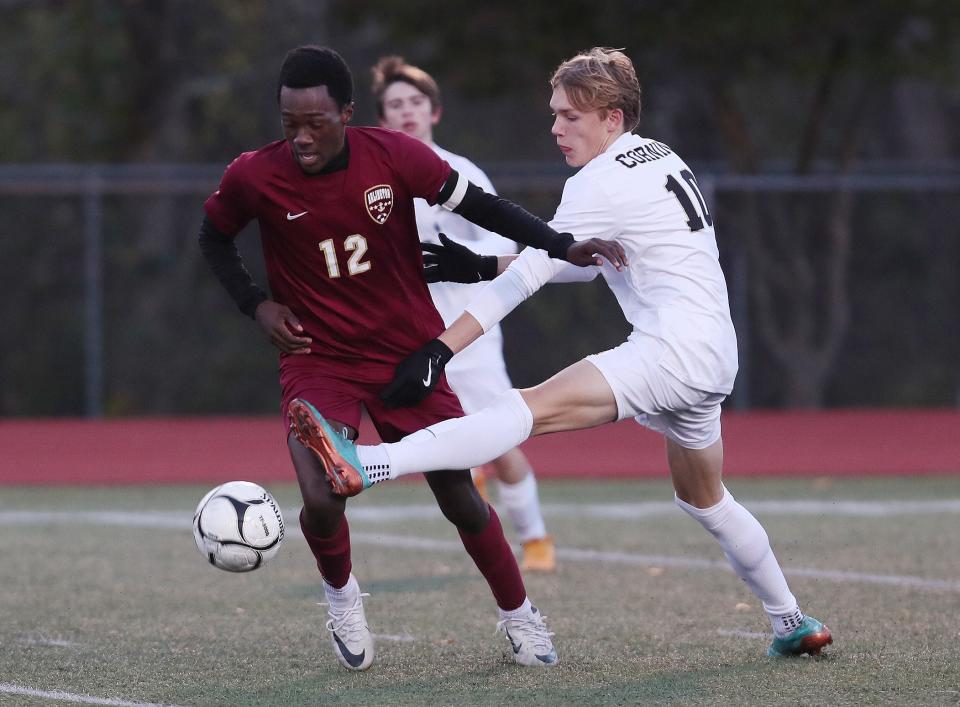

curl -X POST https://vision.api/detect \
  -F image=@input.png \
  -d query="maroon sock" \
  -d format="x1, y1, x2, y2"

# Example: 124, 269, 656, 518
458, 504, 527, 610
299, 509, 352, 589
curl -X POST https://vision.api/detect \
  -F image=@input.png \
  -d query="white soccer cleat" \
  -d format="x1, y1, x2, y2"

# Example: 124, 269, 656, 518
496, 605, 558, 667
322, 591, 375, 671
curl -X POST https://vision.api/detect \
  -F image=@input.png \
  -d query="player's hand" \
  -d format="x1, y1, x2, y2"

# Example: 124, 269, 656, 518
565, 238, 628, 270
422, 233, 498, 283
379, 338, 454, 408
254, 300, 312, 354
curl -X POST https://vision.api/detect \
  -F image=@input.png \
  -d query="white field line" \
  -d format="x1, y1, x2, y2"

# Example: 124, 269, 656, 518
347, 498, 960, 520
542, 498, 960, 518
17, 634, 78, 647
0, 510, 189, 527
3, 500, 960, 593
717, 629, 768, 639
0, 683, 189, 707
372, 633, 417, 642
346, 532, 960, 593
3, 498, 960, 529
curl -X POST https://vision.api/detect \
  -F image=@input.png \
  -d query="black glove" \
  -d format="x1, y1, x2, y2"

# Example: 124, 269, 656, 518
422, 233, 498, 283
379, 338, 455, 408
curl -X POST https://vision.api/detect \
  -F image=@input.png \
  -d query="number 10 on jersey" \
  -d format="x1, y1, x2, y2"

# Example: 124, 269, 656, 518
665, 170, 713, 232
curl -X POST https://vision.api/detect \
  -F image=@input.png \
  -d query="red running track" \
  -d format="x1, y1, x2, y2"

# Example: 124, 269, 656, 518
1, 409, 958, 486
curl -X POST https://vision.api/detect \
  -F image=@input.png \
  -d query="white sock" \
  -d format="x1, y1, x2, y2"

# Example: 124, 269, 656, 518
356, 444, 391, 483
675, 487, 802, 636
497, 596, 532, 619
323, 573, 359, 611
771, 607, 805, 637
498, 472, 547, 543
358, 390, 534, 478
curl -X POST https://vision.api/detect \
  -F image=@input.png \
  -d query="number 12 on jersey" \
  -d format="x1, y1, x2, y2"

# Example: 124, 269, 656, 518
665, 169, 713, 232
317, 234, 371, 278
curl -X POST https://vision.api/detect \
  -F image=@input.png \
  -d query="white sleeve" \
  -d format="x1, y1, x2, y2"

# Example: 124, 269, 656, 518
464, 248, 565, 332
546, 259, 602, 283
549, 174, 618, 242
463, 174, 616, 331
540, 174, 616, 283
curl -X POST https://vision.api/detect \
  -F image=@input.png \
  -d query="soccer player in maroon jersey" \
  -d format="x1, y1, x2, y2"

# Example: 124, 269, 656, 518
199, 45, 624, 671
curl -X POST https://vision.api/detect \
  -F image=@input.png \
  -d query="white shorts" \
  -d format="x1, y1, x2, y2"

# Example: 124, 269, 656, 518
586, 334, 725, 449
445, 326, 513, 413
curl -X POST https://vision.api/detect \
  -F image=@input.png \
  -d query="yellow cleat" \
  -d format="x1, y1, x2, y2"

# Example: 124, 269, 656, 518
521, 535, 556, 573
471, 467, 490, 503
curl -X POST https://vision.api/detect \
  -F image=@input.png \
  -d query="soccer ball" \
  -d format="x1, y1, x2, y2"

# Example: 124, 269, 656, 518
192, 481, 285, 572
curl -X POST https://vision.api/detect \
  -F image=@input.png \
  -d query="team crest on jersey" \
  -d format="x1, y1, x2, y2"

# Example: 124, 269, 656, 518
364, 184, 394, 224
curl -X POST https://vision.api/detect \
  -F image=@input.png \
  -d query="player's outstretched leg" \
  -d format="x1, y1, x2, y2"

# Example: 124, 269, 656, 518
676, 488, 834, 657
767, 616, 833, 657
321, 574, 375, 671
288, 398, 383, 497
496, 599, 558, 667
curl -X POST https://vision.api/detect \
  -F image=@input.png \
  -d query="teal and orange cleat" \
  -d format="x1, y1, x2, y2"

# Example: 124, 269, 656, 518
288, 398, 371, 497
767, 616, 833, 657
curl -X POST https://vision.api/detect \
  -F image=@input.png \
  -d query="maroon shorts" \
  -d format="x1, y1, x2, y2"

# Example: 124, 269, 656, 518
279, 357, 464, 443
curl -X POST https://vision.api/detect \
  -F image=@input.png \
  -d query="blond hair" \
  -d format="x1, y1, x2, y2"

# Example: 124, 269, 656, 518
370, 55, 441, 118
550, 48, 641, 131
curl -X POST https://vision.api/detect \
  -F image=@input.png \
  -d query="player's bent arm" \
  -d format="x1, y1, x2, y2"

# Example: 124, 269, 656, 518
542, 175, 627, 272
463, 248, 561, 333
422, 233, 515, 283
436, 174, 571, 260
199, 217, 312, 354
434, 250, 590, 353
475, 252, 594, 282
422, 233, 593, 285
198, 216, 267, 318
547, 259, 603, 284
493, 254, 518, 276
380, 249, 559, 408
435, 171, 625, 268
436, 311, 485, 355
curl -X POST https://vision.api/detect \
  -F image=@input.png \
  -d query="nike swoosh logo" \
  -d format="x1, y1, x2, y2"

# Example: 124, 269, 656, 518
286, 211, 308, 220
422, 359, 434, 387
505, 629, 522, 654
333, 632, 366, 668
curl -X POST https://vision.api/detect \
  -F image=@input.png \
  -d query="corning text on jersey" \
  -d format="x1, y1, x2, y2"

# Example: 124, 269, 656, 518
614, 140, 673, 168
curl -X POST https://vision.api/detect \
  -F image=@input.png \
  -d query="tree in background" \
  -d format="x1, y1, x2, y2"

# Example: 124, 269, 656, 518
332, 0, 959, 407
0, 0, 328, 415
1, 1, 957, 413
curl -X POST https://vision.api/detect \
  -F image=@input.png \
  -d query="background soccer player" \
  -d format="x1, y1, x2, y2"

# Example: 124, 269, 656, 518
199, 45, 625, 671
291, 47, 833, 660
371, 55, 555, 573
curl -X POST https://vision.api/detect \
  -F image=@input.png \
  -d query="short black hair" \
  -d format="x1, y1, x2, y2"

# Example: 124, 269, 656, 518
277, 45, 354, 108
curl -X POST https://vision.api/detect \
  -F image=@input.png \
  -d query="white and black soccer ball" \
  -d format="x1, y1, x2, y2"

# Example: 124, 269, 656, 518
192, 481, 284, 572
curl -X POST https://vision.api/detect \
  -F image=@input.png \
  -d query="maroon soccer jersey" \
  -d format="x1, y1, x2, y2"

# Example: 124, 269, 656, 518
204, 127, 452, 382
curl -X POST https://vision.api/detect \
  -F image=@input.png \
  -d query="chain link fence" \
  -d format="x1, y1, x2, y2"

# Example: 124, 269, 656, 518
2, 164, 958, 416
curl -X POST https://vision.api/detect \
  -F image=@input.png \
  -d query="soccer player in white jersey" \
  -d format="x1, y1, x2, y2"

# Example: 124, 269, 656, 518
370, 56, 556, 572
292, 48, 832, 659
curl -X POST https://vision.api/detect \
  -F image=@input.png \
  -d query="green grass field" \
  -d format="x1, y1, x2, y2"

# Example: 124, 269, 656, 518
2, 477, 959, 706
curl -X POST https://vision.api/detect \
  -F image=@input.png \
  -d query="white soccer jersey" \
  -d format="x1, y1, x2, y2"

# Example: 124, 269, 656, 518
415, 145, 518, 401
465, 132, 738, 395
416, 145, 518, 324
